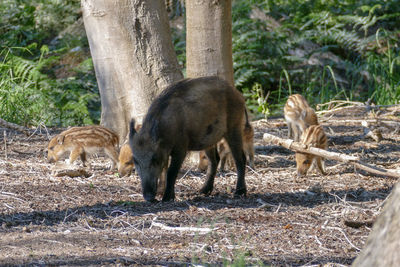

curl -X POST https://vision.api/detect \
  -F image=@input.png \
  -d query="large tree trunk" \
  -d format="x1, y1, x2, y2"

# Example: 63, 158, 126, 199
186, 0, 233, 85
352, 182, 400, 266
81, 0, 183, 141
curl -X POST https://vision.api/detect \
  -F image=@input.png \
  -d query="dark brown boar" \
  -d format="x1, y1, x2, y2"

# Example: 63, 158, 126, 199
129, 76, 247, 202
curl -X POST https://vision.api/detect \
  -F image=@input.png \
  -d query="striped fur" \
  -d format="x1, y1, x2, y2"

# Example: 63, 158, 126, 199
47, 125, 119, 169
118, 142, 134, 177
295, 125, 328, 176
284, 94, 318, 142
118, 123, 142, 177
197, 116, 255, 171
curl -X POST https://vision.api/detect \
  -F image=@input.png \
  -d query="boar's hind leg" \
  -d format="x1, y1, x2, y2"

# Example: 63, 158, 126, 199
199, 146, 220, 195
162, 150, 186, 202
226, 129, 247, 197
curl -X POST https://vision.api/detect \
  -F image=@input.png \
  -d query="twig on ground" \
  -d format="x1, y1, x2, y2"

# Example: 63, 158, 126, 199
344, 220, 374, 229
151, 221, 215, 234
3, 130, 7, 160
0, 191, 26, 202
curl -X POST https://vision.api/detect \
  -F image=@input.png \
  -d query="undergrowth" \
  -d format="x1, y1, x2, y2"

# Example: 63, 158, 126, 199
1, 0, 399, 125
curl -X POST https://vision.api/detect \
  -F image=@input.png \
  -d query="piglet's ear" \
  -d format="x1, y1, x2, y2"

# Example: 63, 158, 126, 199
57, 135, 65, 145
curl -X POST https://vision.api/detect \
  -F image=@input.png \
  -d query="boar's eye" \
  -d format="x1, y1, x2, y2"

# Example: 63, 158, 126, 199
303, 159, 311, 165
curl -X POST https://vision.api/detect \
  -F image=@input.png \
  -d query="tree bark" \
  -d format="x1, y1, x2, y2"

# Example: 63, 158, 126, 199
81, 0, 183, 141
352, 182, 400, 267
186, 0, 233, 85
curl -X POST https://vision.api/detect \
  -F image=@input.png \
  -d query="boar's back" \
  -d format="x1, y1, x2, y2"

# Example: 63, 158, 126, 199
142, 76, 245, 151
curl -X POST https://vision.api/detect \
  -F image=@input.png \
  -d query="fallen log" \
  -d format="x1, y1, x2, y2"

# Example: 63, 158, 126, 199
263, 132, 400, 179
0, 118, 32, 136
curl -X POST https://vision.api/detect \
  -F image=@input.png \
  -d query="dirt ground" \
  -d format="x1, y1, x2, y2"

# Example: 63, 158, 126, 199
1, 106, 399, 266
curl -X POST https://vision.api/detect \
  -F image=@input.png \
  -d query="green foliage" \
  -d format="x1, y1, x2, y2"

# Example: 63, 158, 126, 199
0, 0, 99, 127
0, 47, 98, 127
0, 0, 80, 48
2, 0, 399, 125
232, 0, 400, 115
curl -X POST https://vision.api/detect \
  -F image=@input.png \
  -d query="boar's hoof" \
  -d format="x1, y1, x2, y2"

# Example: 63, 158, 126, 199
162, 191, 175, 202
199, 185, 213, 196
234, 187, 247, 197
143, 193, 157, 203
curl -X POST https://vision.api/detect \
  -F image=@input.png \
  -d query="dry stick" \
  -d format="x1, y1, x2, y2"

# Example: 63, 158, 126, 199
263, 132, 400, 179
3, 130, 7, 160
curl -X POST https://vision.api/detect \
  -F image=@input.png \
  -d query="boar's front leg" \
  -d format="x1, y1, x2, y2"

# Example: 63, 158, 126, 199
162, 150, 186, 202
226, 129, 247, 197
199, 146, 220, 195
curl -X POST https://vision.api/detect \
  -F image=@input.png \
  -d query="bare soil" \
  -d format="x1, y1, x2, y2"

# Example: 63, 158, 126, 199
1, 107, 399, 266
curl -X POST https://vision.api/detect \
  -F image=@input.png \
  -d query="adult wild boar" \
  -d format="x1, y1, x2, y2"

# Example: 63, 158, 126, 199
130, 76, 247, 202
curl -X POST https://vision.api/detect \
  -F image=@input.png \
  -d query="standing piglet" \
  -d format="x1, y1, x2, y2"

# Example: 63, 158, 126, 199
118, 142, 134, 177
47, 125, 119, 169
284, 94, 318, 141
295, 125, 328, 176
130, 76, 247, 202
118, 124, 142, 177
219, 118, 255, 171
198, 115, 255, 172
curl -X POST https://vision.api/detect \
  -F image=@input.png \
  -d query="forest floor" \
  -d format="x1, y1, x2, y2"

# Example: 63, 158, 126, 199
1, 105, 399, 266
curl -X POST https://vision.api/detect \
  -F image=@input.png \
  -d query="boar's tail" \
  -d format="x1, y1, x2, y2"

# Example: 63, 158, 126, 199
128, 119, 136, 145
244, 108, 251, 129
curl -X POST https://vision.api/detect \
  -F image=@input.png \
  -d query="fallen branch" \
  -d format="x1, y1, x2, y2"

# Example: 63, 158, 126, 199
263, 132, 400, 179
0, 118, 32, 136
263, 132, 359, 162
151, 221, 215, 234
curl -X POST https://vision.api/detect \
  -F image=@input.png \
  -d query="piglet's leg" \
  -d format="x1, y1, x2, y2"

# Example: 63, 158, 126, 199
104, 146, 119, 170
199, 146, 220, 195
69, 146, 84, 166
316, 157, 327, 175
162, 150, 186, 202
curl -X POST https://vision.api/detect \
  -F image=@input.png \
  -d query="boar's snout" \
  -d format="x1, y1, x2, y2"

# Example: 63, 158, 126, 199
47, 156, 55, 163
141, 178, 158, 202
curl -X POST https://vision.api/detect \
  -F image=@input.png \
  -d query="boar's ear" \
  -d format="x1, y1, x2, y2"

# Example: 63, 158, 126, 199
128, 119, 137, 146
129, 119, 137, 135
57, 135, 65, 145
135, 123, 142, 132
